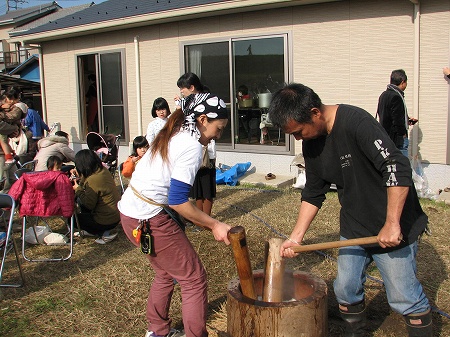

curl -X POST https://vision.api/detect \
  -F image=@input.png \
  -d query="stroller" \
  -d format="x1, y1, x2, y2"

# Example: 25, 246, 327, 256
86, 132, 121, 176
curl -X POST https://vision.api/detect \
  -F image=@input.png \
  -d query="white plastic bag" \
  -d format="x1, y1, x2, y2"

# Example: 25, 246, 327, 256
44, 233, 68, 245
24, 226, 51, 244
293, 169, 306, 189
411, 157, 436, 199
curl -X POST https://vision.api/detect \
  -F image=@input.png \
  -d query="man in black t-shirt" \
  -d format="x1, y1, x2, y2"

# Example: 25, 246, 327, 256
268, 83, 432, 337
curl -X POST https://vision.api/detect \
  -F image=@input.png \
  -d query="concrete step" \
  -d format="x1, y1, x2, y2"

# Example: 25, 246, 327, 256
436, 190, 450, 205
238, 171, 295, 188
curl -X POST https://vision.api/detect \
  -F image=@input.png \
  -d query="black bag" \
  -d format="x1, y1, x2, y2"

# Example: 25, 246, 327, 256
163, 206, 186, 231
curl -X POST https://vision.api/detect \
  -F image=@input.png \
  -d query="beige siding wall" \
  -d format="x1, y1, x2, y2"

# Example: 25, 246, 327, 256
0, 26, 11, 42
418, 0, 450, 164
42, 40, 79, 140
41, 0, 449, 166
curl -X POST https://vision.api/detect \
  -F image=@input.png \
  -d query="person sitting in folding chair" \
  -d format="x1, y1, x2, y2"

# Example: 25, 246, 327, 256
34, 131, 76, 172
8, 167, 76, 262
71, 149, 120, 244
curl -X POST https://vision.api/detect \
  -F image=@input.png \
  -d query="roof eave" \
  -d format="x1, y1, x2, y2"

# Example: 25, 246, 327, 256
9, 55, 39, 75
0, 3, 60, 27
9, 0, 342, 44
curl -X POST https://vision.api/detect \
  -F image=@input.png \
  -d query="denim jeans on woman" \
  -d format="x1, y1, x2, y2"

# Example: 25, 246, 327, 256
333, 237, 429, 315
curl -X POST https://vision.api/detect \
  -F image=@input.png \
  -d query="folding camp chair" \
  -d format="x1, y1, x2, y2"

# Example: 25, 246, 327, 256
21, 214, 76, 262
14, 159, 37, 180
8, 170, 78, 262
0, 194, 25, 287
117, 162, 126, 194
18, 159, 38, 171
14, 167, 33, 180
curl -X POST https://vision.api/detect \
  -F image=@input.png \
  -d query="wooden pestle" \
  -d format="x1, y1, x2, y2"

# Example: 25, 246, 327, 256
262, 237, 285, 302
228, 226, 257, 300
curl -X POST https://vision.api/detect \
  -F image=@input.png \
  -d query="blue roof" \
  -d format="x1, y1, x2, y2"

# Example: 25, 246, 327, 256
8, 54, 39, 75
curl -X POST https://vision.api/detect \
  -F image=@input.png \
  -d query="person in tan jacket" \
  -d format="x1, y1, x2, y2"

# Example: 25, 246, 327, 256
33, 131, 76, 171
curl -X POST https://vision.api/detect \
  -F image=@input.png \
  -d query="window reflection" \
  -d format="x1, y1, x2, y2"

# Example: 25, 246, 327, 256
184, 35, 287, 150
234, 37, 285, 146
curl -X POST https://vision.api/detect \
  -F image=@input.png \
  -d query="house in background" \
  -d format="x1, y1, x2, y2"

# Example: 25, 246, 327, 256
9, 54, 39, 82
7, 54, 41, 110
0, 72, 40, 95
0, 1, 60, 73
0, 2, 94, 113
7, 0, 450, 191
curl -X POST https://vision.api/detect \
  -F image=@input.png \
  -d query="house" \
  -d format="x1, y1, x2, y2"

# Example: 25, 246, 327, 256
0, 2, 94, 117
6, 54, 42, 111
0, 1, 61, 72
9, 54, 39, 82
7, 0, 450, 191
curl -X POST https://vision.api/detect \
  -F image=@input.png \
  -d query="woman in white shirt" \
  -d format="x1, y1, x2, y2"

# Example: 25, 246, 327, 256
146, 97, 171, 144
119, 93, 230, 337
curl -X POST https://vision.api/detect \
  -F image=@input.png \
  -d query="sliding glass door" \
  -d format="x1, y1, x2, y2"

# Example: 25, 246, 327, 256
183, 34, 290, 153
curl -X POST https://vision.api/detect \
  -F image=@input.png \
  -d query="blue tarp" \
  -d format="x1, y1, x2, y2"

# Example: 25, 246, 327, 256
216, 162, 251, 186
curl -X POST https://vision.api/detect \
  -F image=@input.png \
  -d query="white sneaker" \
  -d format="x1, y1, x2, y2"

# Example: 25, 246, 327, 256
168, 329, 185, 337
145, 329, 185, 337
74, 230, 96, 237
94, 230, 118, 244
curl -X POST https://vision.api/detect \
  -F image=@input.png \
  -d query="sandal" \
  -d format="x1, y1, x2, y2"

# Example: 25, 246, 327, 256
265, 173, 276, 180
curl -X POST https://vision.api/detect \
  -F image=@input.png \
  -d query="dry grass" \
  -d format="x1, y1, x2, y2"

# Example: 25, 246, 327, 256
0, 185, 449, 337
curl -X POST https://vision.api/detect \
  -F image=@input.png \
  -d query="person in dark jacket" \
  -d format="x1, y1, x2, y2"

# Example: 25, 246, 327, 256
376, 69, 417, 157
71, 149, 120, 244
268, 83, 432, 337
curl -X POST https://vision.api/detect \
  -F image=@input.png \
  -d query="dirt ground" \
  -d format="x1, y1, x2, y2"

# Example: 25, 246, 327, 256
0, 185, 449, 336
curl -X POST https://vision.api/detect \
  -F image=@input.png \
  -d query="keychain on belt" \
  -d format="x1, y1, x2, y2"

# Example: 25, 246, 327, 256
133, 219, 153, 255
132, 224, 142, 244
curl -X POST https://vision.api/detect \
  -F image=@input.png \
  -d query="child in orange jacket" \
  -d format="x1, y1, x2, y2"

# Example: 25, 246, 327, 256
122, 136, 149, 178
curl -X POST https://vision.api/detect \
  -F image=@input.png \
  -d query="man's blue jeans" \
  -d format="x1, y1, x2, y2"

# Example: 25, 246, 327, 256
399, 137, 409, 157
333, 238, 429, 315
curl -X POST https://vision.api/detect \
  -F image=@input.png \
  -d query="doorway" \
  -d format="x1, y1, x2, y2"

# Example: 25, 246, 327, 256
77, 51, 127, 140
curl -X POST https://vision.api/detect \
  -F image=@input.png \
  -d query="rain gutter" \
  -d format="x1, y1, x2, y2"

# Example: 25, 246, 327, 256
134, 36, 142, 136
409, 0, 420, 159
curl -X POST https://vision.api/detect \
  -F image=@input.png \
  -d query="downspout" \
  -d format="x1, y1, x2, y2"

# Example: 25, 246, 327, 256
410, 0, 420, 159
134, 36, 142, 136
37, 46, 47, 124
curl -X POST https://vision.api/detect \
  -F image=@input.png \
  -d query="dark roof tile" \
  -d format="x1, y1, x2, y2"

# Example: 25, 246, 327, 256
20, 0, 225, 36
0, 1, 60, 26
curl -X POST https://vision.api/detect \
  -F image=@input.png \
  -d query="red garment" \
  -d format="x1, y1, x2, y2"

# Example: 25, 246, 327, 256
87, 96, 98, 125
9, 170, 74, 217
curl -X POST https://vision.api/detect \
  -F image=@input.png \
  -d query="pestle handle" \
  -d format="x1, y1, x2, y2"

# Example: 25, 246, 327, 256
291, 236, 379, 253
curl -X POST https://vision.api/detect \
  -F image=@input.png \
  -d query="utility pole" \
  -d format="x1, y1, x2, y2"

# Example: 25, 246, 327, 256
6, 0, 28, 12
